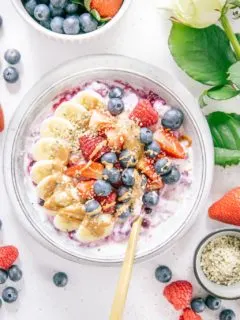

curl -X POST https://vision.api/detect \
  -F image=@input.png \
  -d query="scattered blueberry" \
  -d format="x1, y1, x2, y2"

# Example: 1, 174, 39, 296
122, 168, 135, 187
0, 269, 8, 284
119, 150, 137, 168
50, 16, 64, 33
0, 15, 3, 28
25, 0, 37, 16
65, 3, 79, 14
103, 168, 121, 185
40, 19, 51, 29
49, 4, 64, 16
155, 265, 172, 283
108, 98, 124, 116
8, 265, 23, 282
162, 166, 180, 184
117, 186, 132, 203
140, 127, 153, 145
0, 299, 2, 308
3, 67, 19, 83
4, 49, 21, 65
154, 158, 172, 176
2, 287, 18, 303
0, 219, 2, 229
50, 0, 67, 9
53, 272, 68, 287
162, 107, 184, 130
84, 199, 101, 216
79, 13, 98, 33
101, 152, 117, 165
109, 87, 124, 99
205, 295, 221, 310
219, 309, 236, 320
94, 180, 112, 197
144, 141, 161, 158
63, 16, 80, 34
116, 204, 131, 221
191, 298, 206, 313
34, 4, 50, 21
143, 191, 159, 207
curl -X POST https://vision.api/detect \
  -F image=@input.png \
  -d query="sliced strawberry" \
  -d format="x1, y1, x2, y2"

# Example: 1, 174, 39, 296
77, 180, 95, 200
137, 157, 159, 181
96, 192, 117, 214
0, 106, 4, 132
89, 110, 114, 133
129, 99, 158, 127
147, 178, 163, 191
154, 129, 185, 159
79, 134, 110, 161
105, 128, 125, 152
90, 0, 123, 18
66, 162, 104, 180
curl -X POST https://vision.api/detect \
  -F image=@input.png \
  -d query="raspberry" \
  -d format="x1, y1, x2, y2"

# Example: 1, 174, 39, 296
163, 280, 193, 310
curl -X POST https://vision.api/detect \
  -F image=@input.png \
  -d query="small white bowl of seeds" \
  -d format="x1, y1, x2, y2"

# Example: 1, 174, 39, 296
194, 229, 240, 300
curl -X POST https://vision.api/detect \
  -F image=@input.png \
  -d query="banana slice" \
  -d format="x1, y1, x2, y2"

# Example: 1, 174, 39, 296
53, 215, 80, 232
40, 117, 75, 142
32, 137, 70, 164
37, 174, 59, 200
75, 214, 115, 243
54, 101, 89, 126
30, 160, 63, 184
72, 90, 105, 110
58, 203, 85, 221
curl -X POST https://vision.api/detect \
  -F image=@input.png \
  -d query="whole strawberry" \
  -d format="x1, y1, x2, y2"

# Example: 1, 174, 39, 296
0, 246, 19, 270
163, 280, 193, 310
208, 187, 240, 226
86, 0, 123, 18
180, 308, 202, 320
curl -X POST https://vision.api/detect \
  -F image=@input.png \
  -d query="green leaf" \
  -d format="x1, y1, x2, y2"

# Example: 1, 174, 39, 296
168, 24, 236, 86
236, 33, 240, 42
228, 61, 240, 88
207, 85, 240, 100
207, 111, 240, 166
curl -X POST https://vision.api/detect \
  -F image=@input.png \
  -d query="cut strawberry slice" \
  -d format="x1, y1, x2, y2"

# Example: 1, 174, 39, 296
96, 192, 117, 214
65, 162, 104, 180
79, 134, 110, 161
129, 99, 158, 127
105, 128, 125, 152
154, 129, 185, 159
147, 178, 163, 191
137, 157, 159, 181
77, 180, 95, 200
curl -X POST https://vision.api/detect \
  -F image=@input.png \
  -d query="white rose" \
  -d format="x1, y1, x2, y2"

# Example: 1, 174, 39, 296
156, 0, 226, 29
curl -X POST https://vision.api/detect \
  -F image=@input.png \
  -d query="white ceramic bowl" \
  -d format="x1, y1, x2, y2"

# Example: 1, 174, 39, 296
3, 55, 214, 265
11, 0, 131, 42
194, 229, 240, 300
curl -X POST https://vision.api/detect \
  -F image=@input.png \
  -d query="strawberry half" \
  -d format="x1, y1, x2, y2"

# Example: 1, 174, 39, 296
0, 106, 4, 132
163, 280, 193, 311
66, 162, 104, 180
154, 129, 185, 159
0, 246, 19, 270
79, 134, 110, 161
208, 187, 240, 226
77, 180, 95, 200
96, 192, 117, 214
129, 99, 158, 127
89, 0, 123, 18
180, 308, 202, 320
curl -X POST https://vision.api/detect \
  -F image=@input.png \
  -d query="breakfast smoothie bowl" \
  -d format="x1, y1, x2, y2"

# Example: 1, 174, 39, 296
3, 55, 213, 264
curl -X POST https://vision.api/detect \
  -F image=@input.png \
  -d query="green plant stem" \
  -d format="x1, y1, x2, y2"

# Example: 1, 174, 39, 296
220, 14, 240, 60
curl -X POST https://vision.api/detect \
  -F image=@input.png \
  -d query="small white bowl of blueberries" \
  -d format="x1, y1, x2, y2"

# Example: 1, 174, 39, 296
12, 0, 131, 41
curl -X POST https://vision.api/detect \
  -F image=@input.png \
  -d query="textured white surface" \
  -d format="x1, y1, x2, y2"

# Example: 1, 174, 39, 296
0, 0, 240, 319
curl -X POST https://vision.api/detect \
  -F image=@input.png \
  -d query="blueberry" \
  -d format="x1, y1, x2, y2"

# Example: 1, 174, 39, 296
190, 298, 206, 313
162, 107, 184, 130
63, 16, 80, 34
116, 204, 131, 221
34, 4, 50, 21
94, 180, 112, 196
50, 16, 64, 33
108, 98, 124, 116
53, 272, 68, 287
2, 287, 18, 303
36, 0, 50, 4
103, 168, 121, 185
144, 141, 161, 158
140, 127, 153, 145
0, 299, 2, 308
0, 15, 3, 28
122, 168, 135, 187
117, 186, 131, 203
8, 265, 23, 282
65, 3, 78, 14
220, 309, 236, 320
49, 4, 64, 17
84, 199, 101, 216
40, 19, 51, 29
3, 67, 19, 83
205, 295, 221, 310
154, 158, 172, 176
25, 0, 37, 16
143, 191, 159, 207
79, 13, 98, 33
155, 265, 172, 283
0, 219, 2, 230
109, 87, 124, 99
119, 150, 137, 168
0, 269, 8, 284
101, 152, 117, 165
162, 166, 180, 184
50, 0, 67, 8
4, 49, 21, 65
